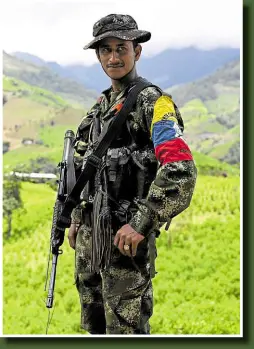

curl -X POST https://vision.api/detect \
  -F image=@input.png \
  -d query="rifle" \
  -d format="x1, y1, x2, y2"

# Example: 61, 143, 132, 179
45, 130, 75, 309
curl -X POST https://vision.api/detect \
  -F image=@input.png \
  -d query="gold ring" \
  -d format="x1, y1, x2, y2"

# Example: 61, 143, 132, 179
124, 244, 130, 251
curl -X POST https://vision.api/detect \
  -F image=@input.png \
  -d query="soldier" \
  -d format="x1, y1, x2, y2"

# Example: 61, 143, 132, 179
68, 14, 197, 335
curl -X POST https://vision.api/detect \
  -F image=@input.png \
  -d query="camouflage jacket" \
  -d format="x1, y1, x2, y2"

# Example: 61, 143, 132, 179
71, 78, 197, 238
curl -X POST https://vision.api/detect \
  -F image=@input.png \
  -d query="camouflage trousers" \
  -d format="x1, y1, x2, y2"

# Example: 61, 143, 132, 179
75, 224, 154, 335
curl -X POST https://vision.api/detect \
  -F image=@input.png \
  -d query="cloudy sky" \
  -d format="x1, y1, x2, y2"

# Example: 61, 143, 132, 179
1, 0, 242, 66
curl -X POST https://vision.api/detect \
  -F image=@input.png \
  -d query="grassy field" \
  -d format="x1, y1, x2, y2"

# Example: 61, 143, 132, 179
3, 174, 240, 335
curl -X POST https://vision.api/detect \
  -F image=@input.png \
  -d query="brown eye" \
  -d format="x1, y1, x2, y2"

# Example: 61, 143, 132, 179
117, 47, 127, 53
100, 47, 110, 55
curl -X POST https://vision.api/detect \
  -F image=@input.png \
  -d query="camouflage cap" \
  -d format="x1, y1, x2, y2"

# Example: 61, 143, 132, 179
83, 14, 151, 50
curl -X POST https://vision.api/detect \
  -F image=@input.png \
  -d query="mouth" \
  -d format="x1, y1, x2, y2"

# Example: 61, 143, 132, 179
107, 65, 124, 69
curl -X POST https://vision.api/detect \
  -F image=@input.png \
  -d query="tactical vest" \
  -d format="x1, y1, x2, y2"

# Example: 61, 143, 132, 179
74, 82, 184, 272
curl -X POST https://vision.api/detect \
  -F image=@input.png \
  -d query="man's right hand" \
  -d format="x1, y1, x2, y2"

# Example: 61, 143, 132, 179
68, 223, 79, 250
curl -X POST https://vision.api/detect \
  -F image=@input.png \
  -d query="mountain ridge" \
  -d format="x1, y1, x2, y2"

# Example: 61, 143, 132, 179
12, 46, 240, 92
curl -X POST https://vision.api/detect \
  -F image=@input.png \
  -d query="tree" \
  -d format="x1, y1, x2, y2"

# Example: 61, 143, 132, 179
3, 176, 23, 239
3, 95, 7, 105
3, 141, 10, 154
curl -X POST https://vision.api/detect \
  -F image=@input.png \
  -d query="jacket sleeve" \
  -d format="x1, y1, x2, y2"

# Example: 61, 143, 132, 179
129, 87, 197, 236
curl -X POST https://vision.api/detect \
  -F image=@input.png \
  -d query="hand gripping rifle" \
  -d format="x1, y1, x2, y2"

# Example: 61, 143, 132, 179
45, 130, 76, 309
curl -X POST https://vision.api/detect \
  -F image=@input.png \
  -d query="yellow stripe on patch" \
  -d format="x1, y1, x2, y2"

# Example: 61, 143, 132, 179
151, 95, 176, 134
168, 116, 178, 123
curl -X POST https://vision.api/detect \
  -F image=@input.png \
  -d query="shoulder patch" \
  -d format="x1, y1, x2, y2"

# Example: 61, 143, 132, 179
151, 95, 177, 133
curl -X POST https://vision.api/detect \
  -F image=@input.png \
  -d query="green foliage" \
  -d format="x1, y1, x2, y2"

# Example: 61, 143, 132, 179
3, 176, 240, 335
222, 141, 240, 165
23, 157, 58, 174
3, 141, 10, 154
2, 182, 55, 241
3, 176, 23, 239
216, 109, 240, 129
3, 145, 61, 169
3, 94, 8, 105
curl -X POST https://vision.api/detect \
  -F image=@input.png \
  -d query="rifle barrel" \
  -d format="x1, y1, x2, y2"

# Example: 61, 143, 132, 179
46, 253, 59, 308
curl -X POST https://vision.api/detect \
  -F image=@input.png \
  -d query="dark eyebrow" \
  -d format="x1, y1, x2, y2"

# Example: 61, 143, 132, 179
99, 43, 127, 48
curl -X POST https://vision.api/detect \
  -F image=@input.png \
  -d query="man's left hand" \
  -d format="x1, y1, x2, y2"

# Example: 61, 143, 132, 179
114, 224, 145, 257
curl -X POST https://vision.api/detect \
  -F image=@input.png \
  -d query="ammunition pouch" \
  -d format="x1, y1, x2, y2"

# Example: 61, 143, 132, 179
79, 144, 158, 228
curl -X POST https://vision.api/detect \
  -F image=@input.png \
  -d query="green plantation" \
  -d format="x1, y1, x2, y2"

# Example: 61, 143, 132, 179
3, 173, 240, 335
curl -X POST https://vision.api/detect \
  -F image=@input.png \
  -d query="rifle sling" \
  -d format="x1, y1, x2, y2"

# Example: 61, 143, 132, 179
57, 78, 153, 229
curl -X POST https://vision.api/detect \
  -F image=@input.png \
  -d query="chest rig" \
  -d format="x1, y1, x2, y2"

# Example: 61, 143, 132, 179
69, 78, 184, 272
80, 87, 157, 219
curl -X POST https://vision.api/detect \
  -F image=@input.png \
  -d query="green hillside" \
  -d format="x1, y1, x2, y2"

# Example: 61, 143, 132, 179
3, 175, 240, 335
166, 59, 240, 107
3, 74, 239, 177
3, 51, 97, 108
3, 75, 85, 153
3, 75, 69, 108
3, 57, 240, 169
166, 60, 240, 165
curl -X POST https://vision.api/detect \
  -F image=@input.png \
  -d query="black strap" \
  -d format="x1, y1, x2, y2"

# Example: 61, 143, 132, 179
57, 78, 153, 229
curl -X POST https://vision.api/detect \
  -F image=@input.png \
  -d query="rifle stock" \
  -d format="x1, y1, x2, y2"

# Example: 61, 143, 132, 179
45, 130, 75, 309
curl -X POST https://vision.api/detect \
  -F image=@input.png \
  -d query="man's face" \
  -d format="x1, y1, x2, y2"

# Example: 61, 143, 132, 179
96, 37, 141, 80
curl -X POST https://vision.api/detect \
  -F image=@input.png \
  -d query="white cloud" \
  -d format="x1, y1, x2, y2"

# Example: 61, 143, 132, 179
1, 0, 242, 65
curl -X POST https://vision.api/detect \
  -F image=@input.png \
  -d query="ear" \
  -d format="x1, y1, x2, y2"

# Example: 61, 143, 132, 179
134, 44, 142, 62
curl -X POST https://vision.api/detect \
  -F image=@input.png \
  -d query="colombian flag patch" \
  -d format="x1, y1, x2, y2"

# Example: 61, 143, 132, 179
151, 95, 193, 164
155, 138, 193, 165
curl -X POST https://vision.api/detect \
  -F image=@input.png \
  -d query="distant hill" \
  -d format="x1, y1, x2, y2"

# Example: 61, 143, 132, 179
166, 59, 240, 165
165, 59, 240, 107
3, 51, 97, 108
12, 47, 240, 92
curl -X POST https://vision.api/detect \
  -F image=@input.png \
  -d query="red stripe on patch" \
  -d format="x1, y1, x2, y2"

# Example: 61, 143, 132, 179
155, 138, 193, 165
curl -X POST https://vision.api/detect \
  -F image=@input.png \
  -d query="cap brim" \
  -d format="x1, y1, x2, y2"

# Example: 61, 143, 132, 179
83, 29, 151, 50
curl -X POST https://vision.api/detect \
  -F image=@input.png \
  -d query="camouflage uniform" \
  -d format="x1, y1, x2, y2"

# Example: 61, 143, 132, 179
71, 81, 197, 334
70, 13, 197, 335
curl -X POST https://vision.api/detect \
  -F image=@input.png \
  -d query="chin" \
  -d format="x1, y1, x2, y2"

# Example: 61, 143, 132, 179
107, 72, 126, 80
106, 67, 128, 80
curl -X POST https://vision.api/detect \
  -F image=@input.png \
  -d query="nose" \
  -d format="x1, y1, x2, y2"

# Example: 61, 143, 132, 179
108, 50, 120, 64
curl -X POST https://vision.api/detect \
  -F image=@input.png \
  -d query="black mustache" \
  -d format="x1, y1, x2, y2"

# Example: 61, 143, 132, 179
107, 64, 124, 68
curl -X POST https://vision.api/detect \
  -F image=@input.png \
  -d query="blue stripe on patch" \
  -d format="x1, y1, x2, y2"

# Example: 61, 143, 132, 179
152, 120, 177, 147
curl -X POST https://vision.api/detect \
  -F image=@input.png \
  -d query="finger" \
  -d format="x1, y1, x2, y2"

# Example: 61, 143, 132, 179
118, 233, 128, 255
124, 233, 134, 257
131, 237, 140, 256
